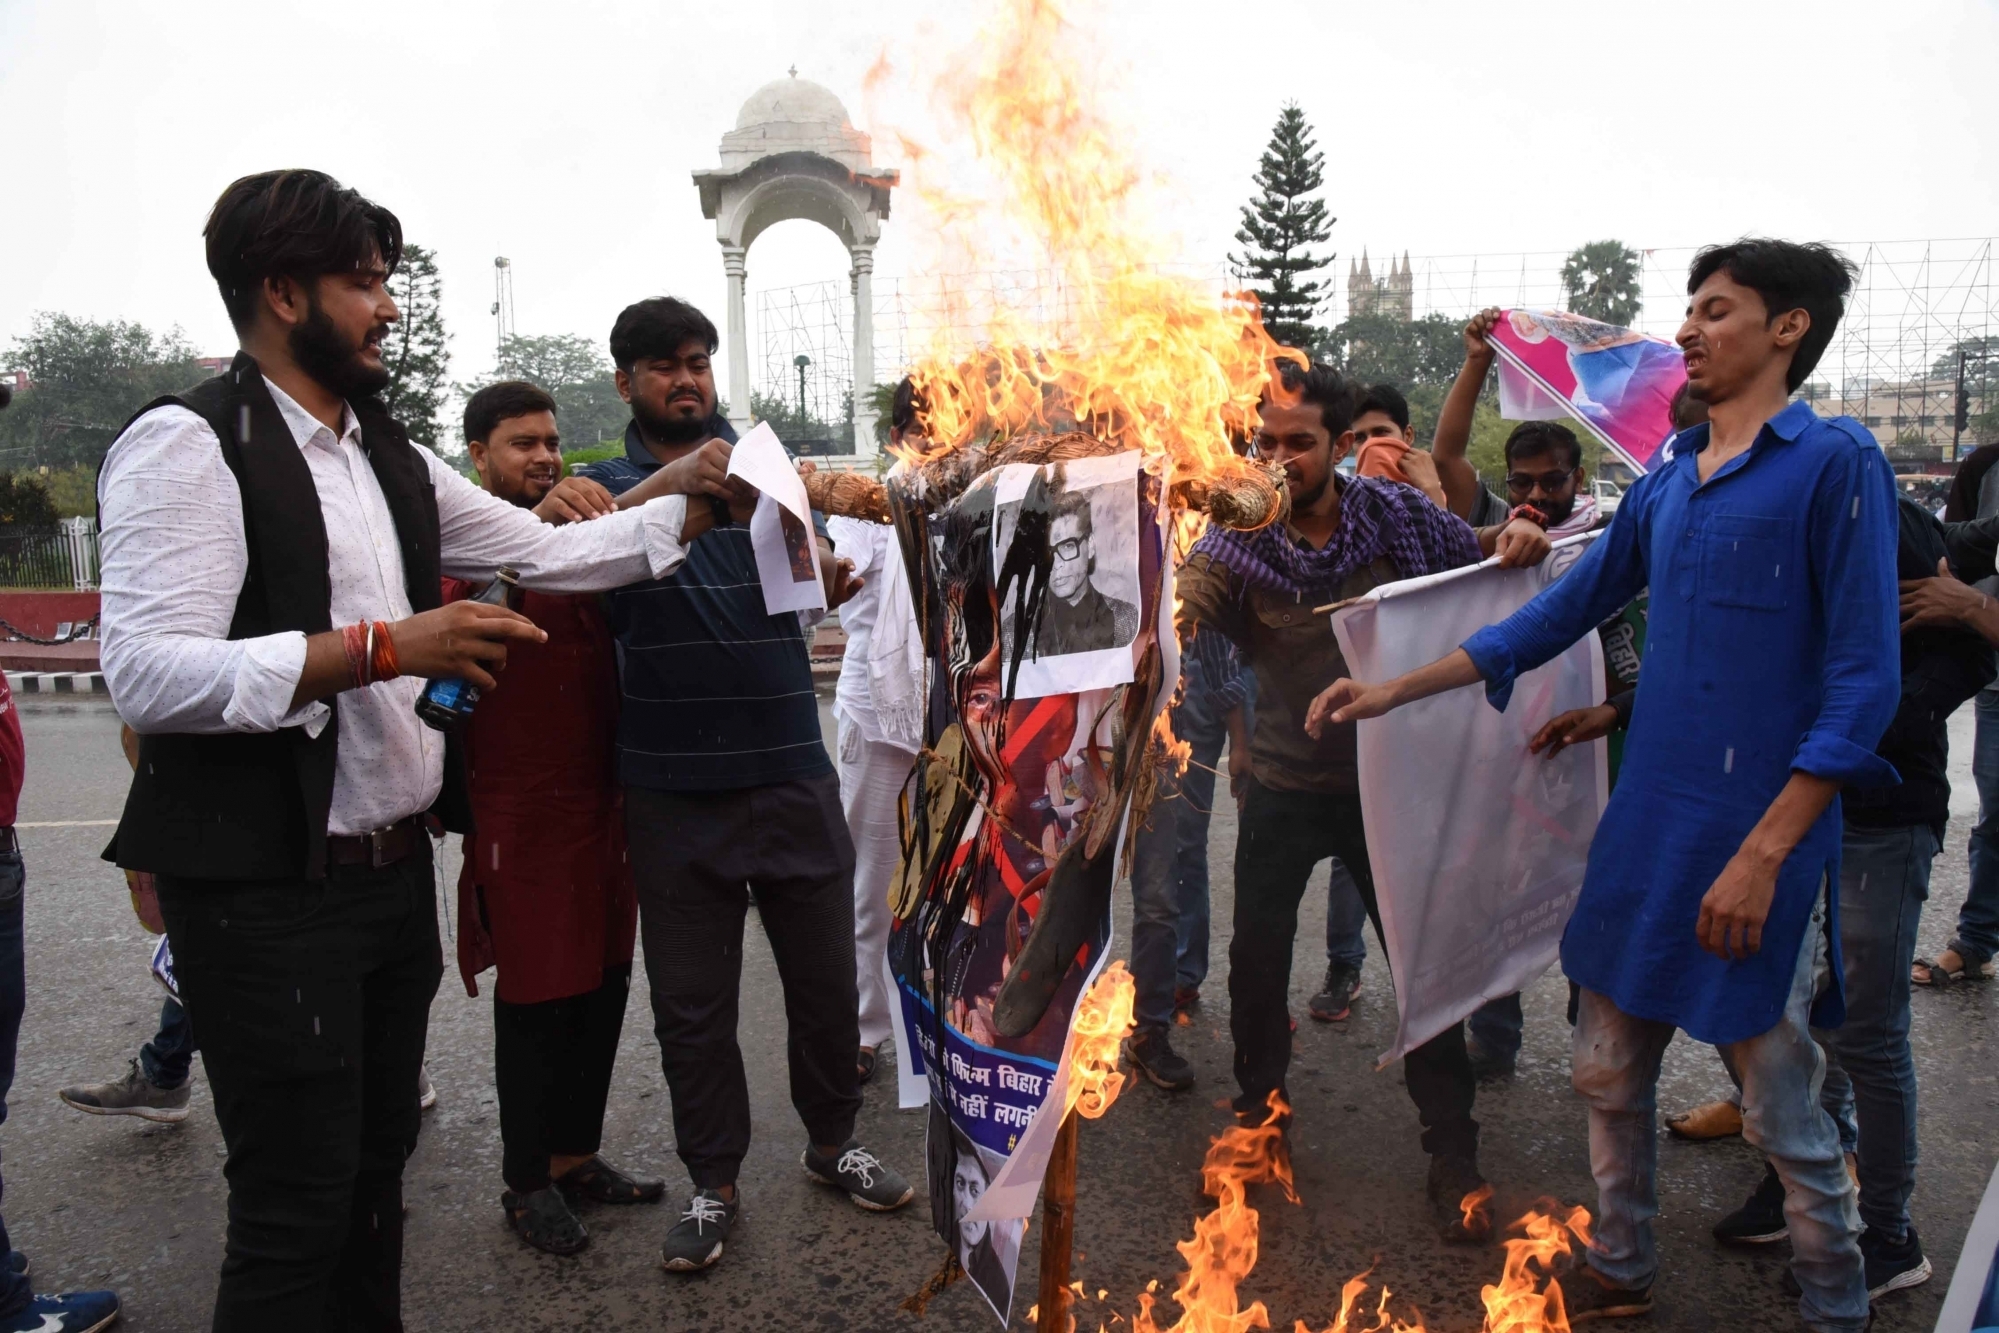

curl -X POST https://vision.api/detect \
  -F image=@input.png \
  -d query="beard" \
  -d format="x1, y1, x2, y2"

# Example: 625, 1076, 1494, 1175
1540, 491, 1579, 525
290, 297, 390, 401
632, 392, 713, 445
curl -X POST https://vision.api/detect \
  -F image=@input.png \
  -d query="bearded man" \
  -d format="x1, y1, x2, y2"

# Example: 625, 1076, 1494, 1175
96, 171, 716, 1329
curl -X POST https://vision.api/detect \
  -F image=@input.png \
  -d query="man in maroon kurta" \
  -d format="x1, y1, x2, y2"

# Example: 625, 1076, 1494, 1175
452, 381, 664, 1254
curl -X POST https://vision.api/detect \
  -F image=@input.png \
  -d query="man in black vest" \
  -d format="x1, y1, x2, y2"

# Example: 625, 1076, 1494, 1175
95, 170, 718, 1331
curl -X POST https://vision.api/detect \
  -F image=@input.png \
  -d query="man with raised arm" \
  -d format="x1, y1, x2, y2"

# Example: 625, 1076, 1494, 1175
1175, 358, 1550, 1241
1305, 240, 1894, 1331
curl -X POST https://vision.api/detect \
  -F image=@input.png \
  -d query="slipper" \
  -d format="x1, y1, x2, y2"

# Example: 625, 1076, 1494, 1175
1913, 948, 1996, 987
1665, 1099, 1743, 1141
857, 1045, 878, 1085
502, 1187, 588, 1255
556, 1156, 666, 1205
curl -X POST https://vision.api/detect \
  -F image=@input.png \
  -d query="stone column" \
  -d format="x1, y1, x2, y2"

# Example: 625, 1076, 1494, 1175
722, 243, 752, 434
850, 243, 877, 454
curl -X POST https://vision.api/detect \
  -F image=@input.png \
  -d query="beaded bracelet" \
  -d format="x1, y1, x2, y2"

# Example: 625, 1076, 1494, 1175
1507, 503, 1550, 529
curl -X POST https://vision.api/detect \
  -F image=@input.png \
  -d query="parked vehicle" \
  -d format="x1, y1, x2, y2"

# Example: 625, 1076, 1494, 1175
1592, 478, 1624, 516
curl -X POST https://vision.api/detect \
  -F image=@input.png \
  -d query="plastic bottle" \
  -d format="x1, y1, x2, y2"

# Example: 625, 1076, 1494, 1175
415, 566, 519, 730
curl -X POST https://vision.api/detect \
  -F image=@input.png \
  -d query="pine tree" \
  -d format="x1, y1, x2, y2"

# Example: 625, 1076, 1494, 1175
381, 243, 449, 448
1231, 104, 1335, 353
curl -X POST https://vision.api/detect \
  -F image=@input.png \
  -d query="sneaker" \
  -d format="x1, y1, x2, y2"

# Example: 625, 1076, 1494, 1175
0, 1290, 120, 1332
660, 1189, 738, 1272
1466, 1036, 1517, 1083
1426, 1153, 1490, 1243
58, 1060, 189, 1124
1562, 1264, 1654, 1321
1125, 1026, 1195, 1092
1860, 1224, 1932, 1298
1308, 961, 1363, 1023
1713, 1164, 1788, 1246
417, 1064, 437, 1112
802, 1140, 914, 1211
1172, 984, 1201, 1014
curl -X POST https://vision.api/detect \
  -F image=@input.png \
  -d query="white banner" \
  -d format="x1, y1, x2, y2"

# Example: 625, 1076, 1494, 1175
1331, 533, 1609, 1066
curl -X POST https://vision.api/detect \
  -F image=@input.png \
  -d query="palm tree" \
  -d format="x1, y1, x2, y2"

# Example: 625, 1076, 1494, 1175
1560, 241, 1643, 327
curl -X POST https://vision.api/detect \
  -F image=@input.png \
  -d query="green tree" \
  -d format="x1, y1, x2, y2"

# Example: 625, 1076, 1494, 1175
1231, 104, 1335, 352
1561, 240, 1644, 327
0, 314, 205, 468
0, 474, 57, 527
751, 388, 837, 447
380, 243, 449, 448
1317, 313, 1464, 388
474, 333, 631, 449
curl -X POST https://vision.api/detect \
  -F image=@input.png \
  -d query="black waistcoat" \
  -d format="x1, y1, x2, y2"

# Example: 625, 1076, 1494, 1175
103, 352, 470, 881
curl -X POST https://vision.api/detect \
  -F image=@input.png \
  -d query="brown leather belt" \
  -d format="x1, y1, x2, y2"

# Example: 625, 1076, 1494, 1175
326, 816, 425, 870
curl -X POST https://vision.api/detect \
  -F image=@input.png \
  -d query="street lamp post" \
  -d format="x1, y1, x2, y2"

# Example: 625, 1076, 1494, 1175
794, 354, 811, 435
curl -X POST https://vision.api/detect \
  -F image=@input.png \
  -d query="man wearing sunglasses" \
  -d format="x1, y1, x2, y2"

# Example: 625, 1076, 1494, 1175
1035, 485, 1140, 656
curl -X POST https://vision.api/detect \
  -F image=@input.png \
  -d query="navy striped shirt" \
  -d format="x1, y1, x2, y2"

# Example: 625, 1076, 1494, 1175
579, 422, 831, 792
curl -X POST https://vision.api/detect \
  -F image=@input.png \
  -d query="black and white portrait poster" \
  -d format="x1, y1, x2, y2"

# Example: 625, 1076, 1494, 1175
925, 1104, 1022, 1323
991, 449, 1143, 697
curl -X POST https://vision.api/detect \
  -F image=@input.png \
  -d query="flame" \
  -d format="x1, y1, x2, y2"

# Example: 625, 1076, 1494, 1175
1479, 1201, 1593, 1333
891, 0, 1300, 485
1131, 1092, 1296, 1333
1065, 961, 1138, 1120
1122, 1113, 1593, 1333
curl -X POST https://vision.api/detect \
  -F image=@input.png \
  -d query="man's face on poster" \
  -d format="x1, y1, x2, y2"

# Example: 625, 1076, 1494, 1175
1049, 510, 1092, 605
954, 1152, 989, 1250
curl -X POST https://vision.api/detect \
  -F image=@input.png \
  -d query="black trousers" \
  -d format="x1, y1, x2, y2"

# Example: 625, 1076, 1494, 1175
157, 849, 442, 1333
494, 964, 631, 1192
625, 773, 862, 1189
1231, 780, 1479, 1159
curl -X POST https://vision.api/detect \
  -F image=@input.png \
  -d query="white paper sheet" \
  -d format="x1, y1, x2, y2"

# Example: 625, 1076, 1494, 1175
1331, 533, 1609, 1066
727, 422, 825, 615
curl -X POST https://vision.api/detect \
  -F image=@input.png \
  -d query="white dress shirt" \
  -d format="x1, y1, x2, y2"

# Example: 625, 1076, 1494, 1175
98, 377, 689, 835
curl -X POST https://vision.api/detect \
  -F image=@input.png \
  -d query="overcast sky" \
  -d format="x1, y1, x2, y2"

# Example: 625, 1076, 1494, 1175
3, 0, 1994, 400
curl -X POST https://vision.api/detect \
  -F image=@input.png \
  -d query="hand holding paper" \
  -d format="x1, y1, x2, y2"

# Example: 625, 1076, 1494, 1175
726, 422, 827, 615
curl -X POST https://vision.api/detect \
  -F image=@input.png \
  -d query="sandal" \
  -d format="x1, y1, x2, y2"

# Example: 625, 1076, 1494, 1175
857, 1045, 878, 1085
1913, 948, 1996, 987
502, 1186, 588, 1255
556, 1155, 666, 1205
1665, 1099, 1743, 1141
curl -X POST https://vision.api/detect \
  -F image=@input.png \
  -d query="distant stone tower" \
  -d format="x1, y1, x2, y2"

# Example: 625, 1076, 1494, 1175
1347, 250, 1413, 322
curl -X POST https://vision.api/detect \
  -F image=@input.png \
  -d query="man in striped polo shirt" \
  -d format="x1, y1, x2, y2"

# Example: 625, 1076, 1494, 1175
576, 297, 913, 1275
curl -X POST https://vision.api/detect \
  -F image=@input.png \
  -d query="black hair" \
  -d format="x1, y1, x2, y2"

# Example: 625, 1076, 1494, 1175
1668, 382, 1708, 431
891, 376, 923, 436
1050, 485, 1094, 538
1354, 382, 1410, 431
1503, 420, 1583, 471
463, 381, 557, 446
1271, 359, 1358, 438
204, 170, 403, 331
609, 297, 718, 372
1686, 239, 1858, 392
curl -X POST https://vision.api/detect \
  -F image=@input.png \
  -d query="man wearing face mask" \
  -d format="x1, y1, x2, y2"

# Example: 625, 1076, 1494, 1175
1173, 359, 1549, 1241
96, 171, 710, 1329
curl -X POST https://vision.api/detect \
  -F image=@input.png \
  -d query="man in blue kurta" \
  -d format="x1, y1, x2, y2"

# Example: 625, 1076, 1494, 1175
1304, 240, 1896, 1332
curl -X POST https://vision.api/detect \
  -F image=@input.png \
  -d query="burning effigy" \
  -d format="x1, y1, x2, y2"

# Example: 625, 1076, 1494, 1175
802, 1, 1605, 1329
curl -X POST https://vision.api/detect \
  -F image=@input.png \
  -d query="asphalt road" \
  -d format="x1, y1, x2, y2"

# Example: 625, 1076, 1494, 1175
5, 692, 1994, 1332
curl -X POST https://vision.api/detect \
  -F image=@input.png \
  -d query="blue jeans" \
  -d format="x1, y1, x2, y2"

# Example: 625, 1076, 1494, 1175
1571, 901, 1865, 1333
1159, 663, 1231, 995
1958, 690, 1999, 966
1324, 859, 1369, 969
142, 997, 196, 1090
1469, 992, 1523, 1060
1818, 822, 1935, 1243
0, 850, 31, 1318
